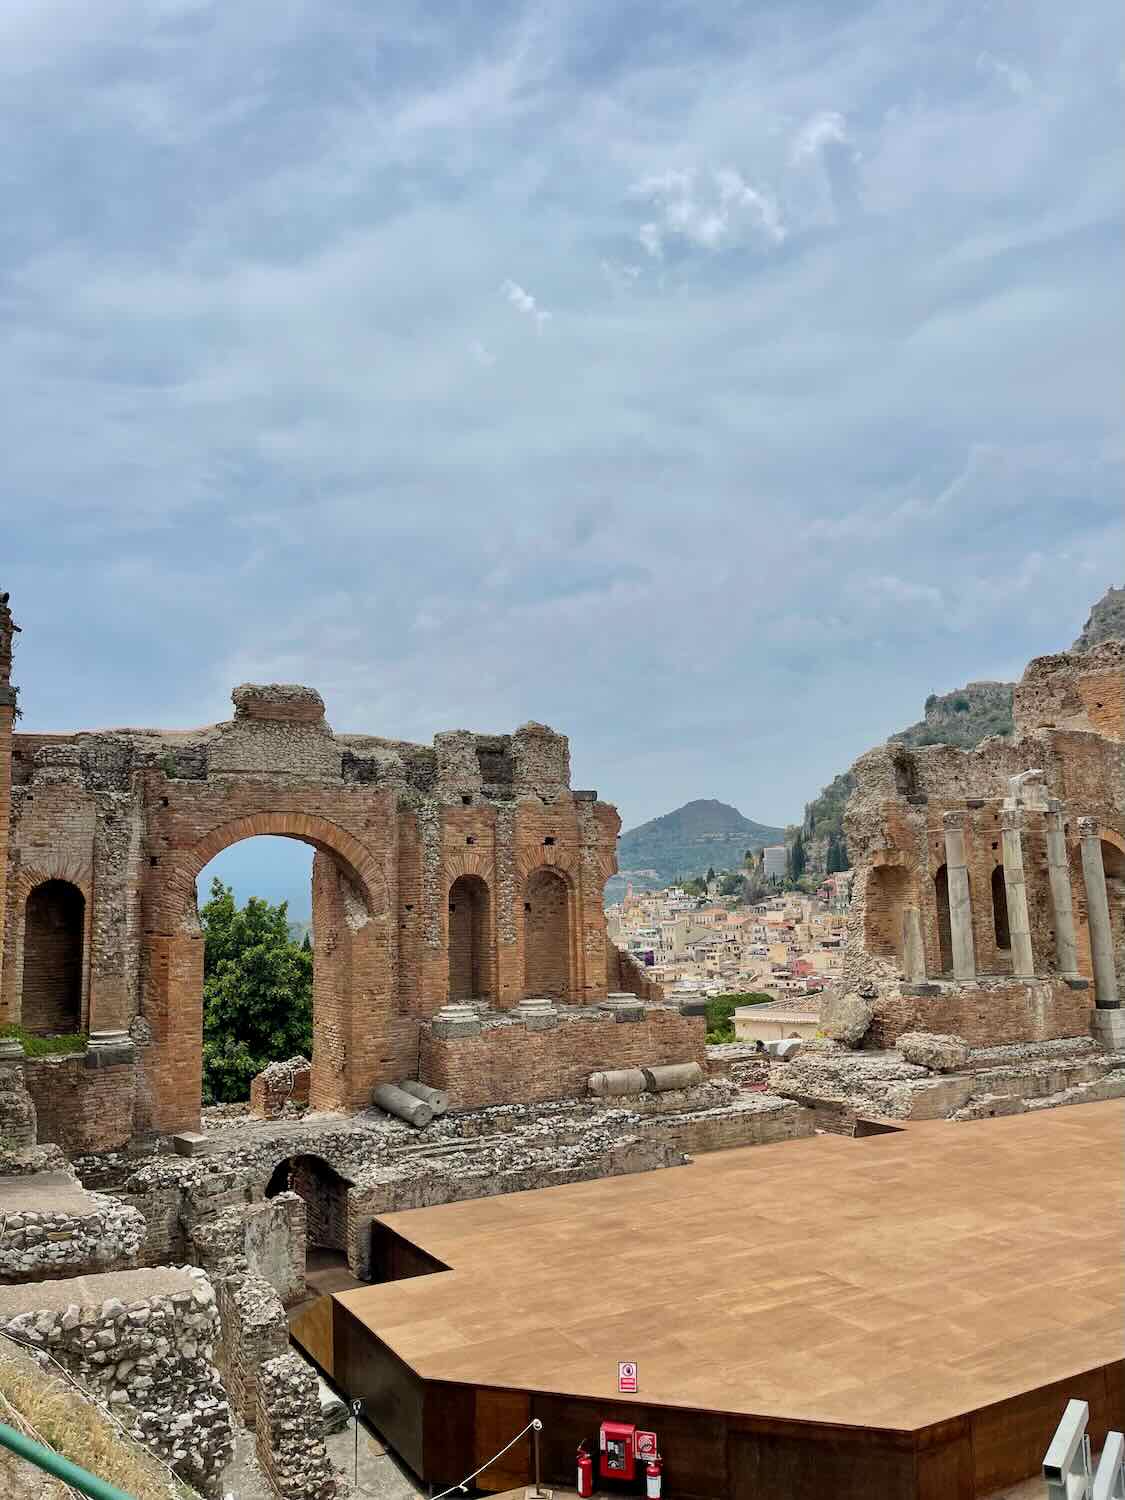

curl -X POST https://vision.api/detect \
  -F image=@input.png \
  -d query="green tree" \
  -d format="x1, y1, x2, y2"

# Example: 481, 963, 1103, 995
199, 878, 313, 1104
718, 870, 745, 898
788, 833, 807, 881
706, 866, 716, 884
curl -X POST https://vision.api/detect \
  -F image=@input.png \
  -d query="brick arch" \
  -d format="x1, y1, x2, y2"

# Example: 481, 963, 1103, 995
143, 812, 392, 1136
514, 845, 580, 884
5, 863, 93, 1034
444, 847, 494, 885
157, 811, 385, 934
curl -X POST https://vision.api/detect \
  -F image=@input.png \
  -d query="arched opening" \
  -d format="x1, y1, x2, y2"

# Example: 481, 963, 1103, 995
864, 865, 911, 965
144, 814, 386, 1136
196, 837, 315, 1107
991, 866, 1011, 953
266, 1152, 351, 1265
448, 875, 492, 1001
934, 865, 953, 975
1103, 840, 1125, 992
523, 866, 572, 999
22, 880, 85, 1035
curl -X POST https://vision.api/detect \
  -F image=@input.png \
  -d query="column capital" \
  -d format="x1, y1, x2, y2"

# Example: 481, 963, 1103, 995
1000, 807, 1024, 833
1077, 816, 1100, 840
942, 810, 968, 831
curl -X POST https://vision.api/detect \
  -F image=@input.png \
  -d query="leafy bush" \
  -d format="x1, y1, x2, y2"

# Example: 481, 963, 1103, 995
704, 992, 773, 1043
200, 879, 313, 1103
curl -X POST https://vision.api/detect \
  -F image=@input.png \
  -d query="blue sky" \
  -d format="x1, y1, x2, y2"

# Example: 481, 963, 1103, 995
2, 0, 1121, 919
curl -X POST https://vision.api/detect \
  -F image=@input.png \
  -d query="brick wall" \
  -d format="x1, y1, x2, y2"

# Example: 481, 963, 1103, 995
213, 1264, 290, 1426
419, 1007, 707, 1110
866, 975, 1093, 1048
523, 866, 571, 998
23, 1053, 135, 1152
289, 1155, 351, 1252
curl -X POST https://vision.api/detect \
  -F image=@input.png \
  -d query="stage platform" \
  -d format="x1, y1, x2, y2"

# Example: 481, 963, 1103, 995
302, 1101, 1125, 1500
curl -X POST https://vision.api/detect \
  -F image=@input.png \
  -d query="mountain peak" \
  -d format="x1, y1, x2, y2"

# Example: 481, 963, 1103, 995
616, 799, 785, 886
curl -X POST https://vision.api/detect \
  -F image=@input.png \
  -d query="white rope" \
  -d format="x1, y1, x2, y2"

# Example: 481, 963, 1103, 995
429, 1417, 541, 1500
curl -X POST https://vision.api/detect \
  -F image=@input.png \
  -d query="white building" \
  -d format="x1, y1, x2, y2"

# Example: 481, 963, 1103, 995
763, 844, 788, 881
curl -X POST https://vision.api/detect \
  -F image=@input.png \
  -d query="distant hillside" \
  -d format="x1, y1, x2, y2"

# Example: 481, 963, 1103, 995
613, 799, 785, 892
1072, 585, 1125, 652
889, 679, 1014, 750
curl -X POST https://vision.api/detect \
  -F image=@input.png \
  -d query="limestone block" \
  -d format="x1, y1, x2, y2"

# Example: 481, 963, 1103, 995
819, 991, 874, 1046
897, 1032, 971, 1073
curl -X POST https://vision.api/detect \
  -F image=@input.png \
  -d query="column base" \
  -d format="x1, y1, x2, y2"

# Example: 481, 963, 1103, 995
1091, 1008, 1125, 1050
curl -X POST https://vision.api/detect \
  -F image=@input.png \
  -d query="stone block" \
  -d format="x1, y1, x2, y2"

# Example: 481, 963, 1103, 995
430, 1004, 482, 1040
897, 1032, 971, 1073
1091, 1008, 1125, 1050
819, 991, 874, 1047
172, 1132, 210, 1157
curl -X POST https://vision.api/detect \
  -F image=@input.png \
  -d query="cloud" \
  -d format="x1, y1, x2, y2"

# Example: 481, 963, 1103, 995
791, 110, 849, 163
0, 0, 1119, 909
630, 166, 785, 256
976, 52, 1033, 97
501, 279, 551, 327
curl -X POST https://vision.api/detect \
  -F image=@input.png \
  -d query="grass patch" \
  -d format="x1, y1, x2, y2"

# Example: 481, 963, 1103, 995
0, 1025, 87, 1058
705, 992, 773, 1044
0, 1344, 194, 1500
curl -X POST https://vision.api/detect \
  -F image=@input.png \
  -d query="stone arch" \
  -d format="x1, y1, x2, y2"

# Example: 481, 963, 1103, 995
863, 862, 912, 965
991, 865, 1011, 952
523, 864, 575, 1000
144, 811, 389, 1135
157, 811, 384, 933
21, 879, 86, 1035
448, 874, 493, 1001
265, 1152, 352, 1255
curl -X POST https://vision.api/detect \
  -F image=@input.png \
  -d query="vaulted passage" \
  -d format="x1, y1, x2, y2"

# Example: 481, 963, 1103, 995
448, 875, 491, 1001
267, 1153, 351, 1254
22, 880, 84, 1034
523, 867, 571, 999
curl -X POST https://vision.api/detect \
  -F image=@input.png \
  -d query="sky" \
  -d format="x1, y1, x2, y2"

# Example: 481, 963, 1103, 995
2, 0, 1122, 918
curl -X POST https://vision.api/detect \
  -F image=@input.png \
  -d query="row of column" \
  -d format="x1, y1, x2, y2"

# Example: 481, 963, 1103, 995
901, 805, 1118, 1010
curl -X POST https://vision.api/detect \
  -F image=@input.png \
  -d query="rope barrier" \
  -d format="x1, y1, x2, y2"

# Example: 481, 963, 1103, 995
430, 1417, 541, 1499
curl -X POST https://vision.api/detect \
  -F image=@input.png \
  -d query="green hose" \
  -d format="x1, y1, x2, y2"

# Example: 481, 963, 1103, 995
0, 1418, 136, 1499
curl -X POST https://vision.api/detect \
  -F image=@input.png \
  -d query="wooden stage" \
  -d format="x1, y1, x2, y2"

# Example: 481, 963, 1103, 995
299, 1101, 1125, 1499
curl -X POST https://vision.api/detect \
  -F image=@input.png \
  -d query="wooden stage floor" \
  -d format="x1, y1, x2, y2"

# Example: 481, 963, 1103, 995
335, 1101, 1125, 1434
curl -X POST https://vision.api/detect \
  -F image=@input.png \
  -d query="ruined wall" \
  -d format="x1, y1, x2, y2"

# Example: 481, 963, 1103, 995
419, 1006, 706, 1110
866, 975, 1093, 1049
22, 1053, 136, 1154
0, 1267, 233, 1495
255, 1352, 340, 1500
843, 644, 1124, 1005
0, 1191, 145, 1283
211, 1260, 290, 1426
0, 636, 624, 1143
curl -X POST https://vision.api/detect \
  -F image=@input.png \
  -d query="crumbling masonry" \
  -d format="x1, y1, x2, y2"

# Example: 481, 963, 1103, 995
842, 640, 1125, 1050
0, 593, 665, 1149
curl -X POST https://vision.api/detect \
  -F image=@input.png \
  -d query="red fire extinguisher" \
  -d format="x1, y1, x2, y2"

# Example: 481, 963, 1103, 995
646, 1456, 663, 1498
577, 1442, 594, 1497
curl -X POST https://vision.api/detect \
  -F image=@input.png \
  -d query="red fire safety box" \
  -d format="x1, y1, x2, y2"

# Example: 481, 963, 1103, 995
599, 1421, 637, 1482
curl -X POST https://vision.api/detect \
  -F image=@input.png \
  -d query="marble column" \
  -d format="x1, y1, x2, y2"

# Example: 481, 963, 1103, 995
942, 811, 976, 982
1078, 818, 1119, 1009
1000, 808, 1035, 979
901, 905, 926, 983
1045, 800, 1079, 977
